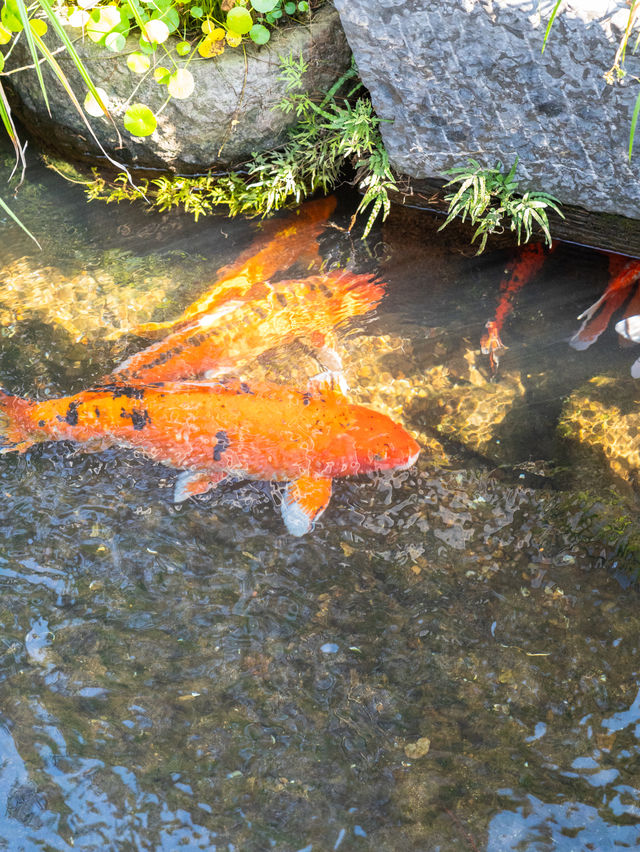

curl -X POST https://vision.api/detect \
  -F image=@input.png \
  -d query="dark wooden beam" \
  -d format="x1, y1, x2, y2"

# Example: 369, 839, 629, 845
388, 176, 640, 258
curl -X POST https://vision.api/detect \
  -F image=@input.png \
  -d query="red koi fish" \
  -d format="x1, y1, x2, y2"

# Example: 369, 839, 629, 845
481, 242, 552, 374
110, 270, 385, 384
480, 320, 506, 375
570, 256, 640, 350
122, 195, 338, 340
0, 378, 420, 536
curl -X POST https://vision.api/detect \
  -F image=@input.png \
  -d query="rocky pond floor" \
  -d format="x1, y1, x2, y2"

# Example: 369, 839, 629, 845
0, 149, 639, 849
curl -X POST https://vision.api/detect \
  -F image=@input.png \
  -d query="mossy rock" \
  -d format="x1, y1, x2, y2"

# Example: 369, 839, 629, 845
5, 5, 350, 171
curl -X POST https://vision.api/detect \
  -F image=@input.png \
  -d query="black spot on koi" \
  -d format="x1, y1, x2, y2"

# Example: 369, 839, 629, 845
93, 383, 147, 400
120, 407, 151, 431
213, 429, 230, 462
56, 401, 79, 426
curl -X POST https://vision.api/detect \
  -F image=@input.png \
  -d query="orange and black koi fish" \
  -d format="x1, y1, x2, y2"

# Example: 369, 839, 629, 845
121, 195, 338, 340
109, 270, 384, 384
0, 377, 420, 536
570, 256, 640, 350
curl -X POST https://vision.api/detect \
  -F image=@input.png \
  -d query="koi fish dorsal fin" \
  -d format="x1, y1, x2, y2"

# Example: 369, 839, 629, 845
174, 470, 228, 503
281, 475, 333, 536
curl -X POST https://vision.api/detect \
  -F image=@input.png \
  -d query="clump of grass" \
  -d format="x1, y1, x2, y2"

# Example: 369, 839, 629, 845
85, 56, 397, 237
438, 157, 563, 254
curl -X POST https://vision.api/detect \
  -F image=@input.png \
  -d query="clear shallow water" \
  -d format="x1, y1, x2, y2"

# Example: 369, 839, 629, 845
0, 148, 640, 850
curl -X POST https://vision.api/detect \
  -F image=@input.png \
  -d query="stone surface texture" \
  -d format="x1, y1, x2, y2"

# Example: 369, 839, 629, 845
6, 4, 350, 171
333, 0, 640, 218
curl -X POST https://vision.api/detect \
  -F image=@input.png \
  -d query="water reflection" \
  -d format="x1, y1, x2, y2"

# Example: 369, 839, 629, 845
0, 144, 639, 848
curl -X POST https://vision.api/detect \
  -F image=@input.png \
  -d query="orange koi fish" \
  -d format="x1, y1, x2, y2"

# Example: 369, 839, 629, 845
570, 256, 640, 351
109, 270, 384, 384
0, 378, 420, 536
481, 242, 552, 374
480, 320, 506, 375
123, 195, 338, 340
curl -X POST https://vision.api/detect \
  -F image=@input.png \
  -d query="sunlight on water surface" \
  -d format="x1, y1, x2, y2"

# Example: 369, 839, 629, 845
0, 145, 639, 850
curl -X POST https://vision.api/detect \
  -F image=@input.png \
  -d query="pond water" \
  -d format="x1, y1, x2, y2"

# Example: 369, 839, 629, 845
1, 146, 640, 852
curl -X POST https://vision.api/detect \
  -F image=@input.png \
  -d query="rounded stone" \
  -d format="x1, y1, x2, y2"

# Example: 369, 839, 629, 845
5, 5, 351, 171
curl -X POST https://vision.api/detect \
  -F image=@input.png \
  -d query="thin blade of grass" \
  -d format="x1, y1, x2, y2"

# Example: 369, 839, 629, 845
0, 81, 26, 184
30, 31, 132, 178
14, 0, 50, 114
542, 0, 563, 54
37, 0, 114, 133
630, 89, 640, 159
0, 195, 40, 247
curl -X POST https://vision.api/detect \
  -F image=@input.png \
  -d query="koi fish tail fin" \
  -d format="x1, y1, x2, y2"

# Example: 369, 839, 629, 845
570, 289, 631, 351
281, 475, 333, 536
324, 270, 386, 325
0, 390, 37, 453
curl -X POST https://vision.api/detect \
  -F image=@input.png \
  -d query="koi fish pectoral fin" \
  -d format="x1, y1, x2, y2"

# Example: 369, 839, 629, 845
281, 475, 333, 536
174, 470, 228, 503
308, 370, 349, 396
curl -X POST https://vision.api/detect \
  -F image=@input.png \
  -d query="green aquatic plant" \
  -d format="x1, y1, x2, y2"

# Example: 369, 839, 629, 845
438, 157, 563, 254
85, 57, 397, 237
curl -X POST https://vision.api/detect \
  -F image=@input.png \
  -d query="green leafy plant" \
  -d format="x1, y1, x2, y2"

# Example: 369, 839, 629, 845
438, 157, 563, 254
0, 0, 320, 241
55, 0, 319, 136
84, 56, 397, 237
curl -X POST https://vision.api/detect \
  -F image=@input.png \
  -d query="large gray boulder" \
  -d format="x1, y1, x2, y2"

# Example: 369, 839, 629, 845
333, 0, 640, 218
6, 4, 351, 171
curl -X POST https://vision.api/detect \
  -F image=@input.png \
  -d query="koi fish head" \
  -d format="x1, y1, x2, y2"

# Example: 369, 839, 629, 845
348, 406, 420, 474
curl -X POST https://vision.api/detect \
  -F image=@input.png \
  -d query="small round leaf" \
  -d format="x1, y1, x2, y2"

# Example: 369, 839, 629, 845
124, 103, 157, 136
29, 18, 47, 36
84, 86, 109, 116
190, 5, 203, 17
153, 65, 171, 83
225, 30, 242, 46
0, 22, 12, 42
249, 23, 269, 44
86, 5, 121, 42
137, 36, 155, 53
226, 7, 252, 34
105, 30, 126, 51
127, 51, 151, 73
175, 39, 191, 55
251, 0, 278, 11
284, 1, 295, 13
66, 7, 90, 27
167, 67, 194, 99
297, 1, 308, 9
141, 18, 169, 43
198, 35, 224, 57
1, 6, 23, 32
